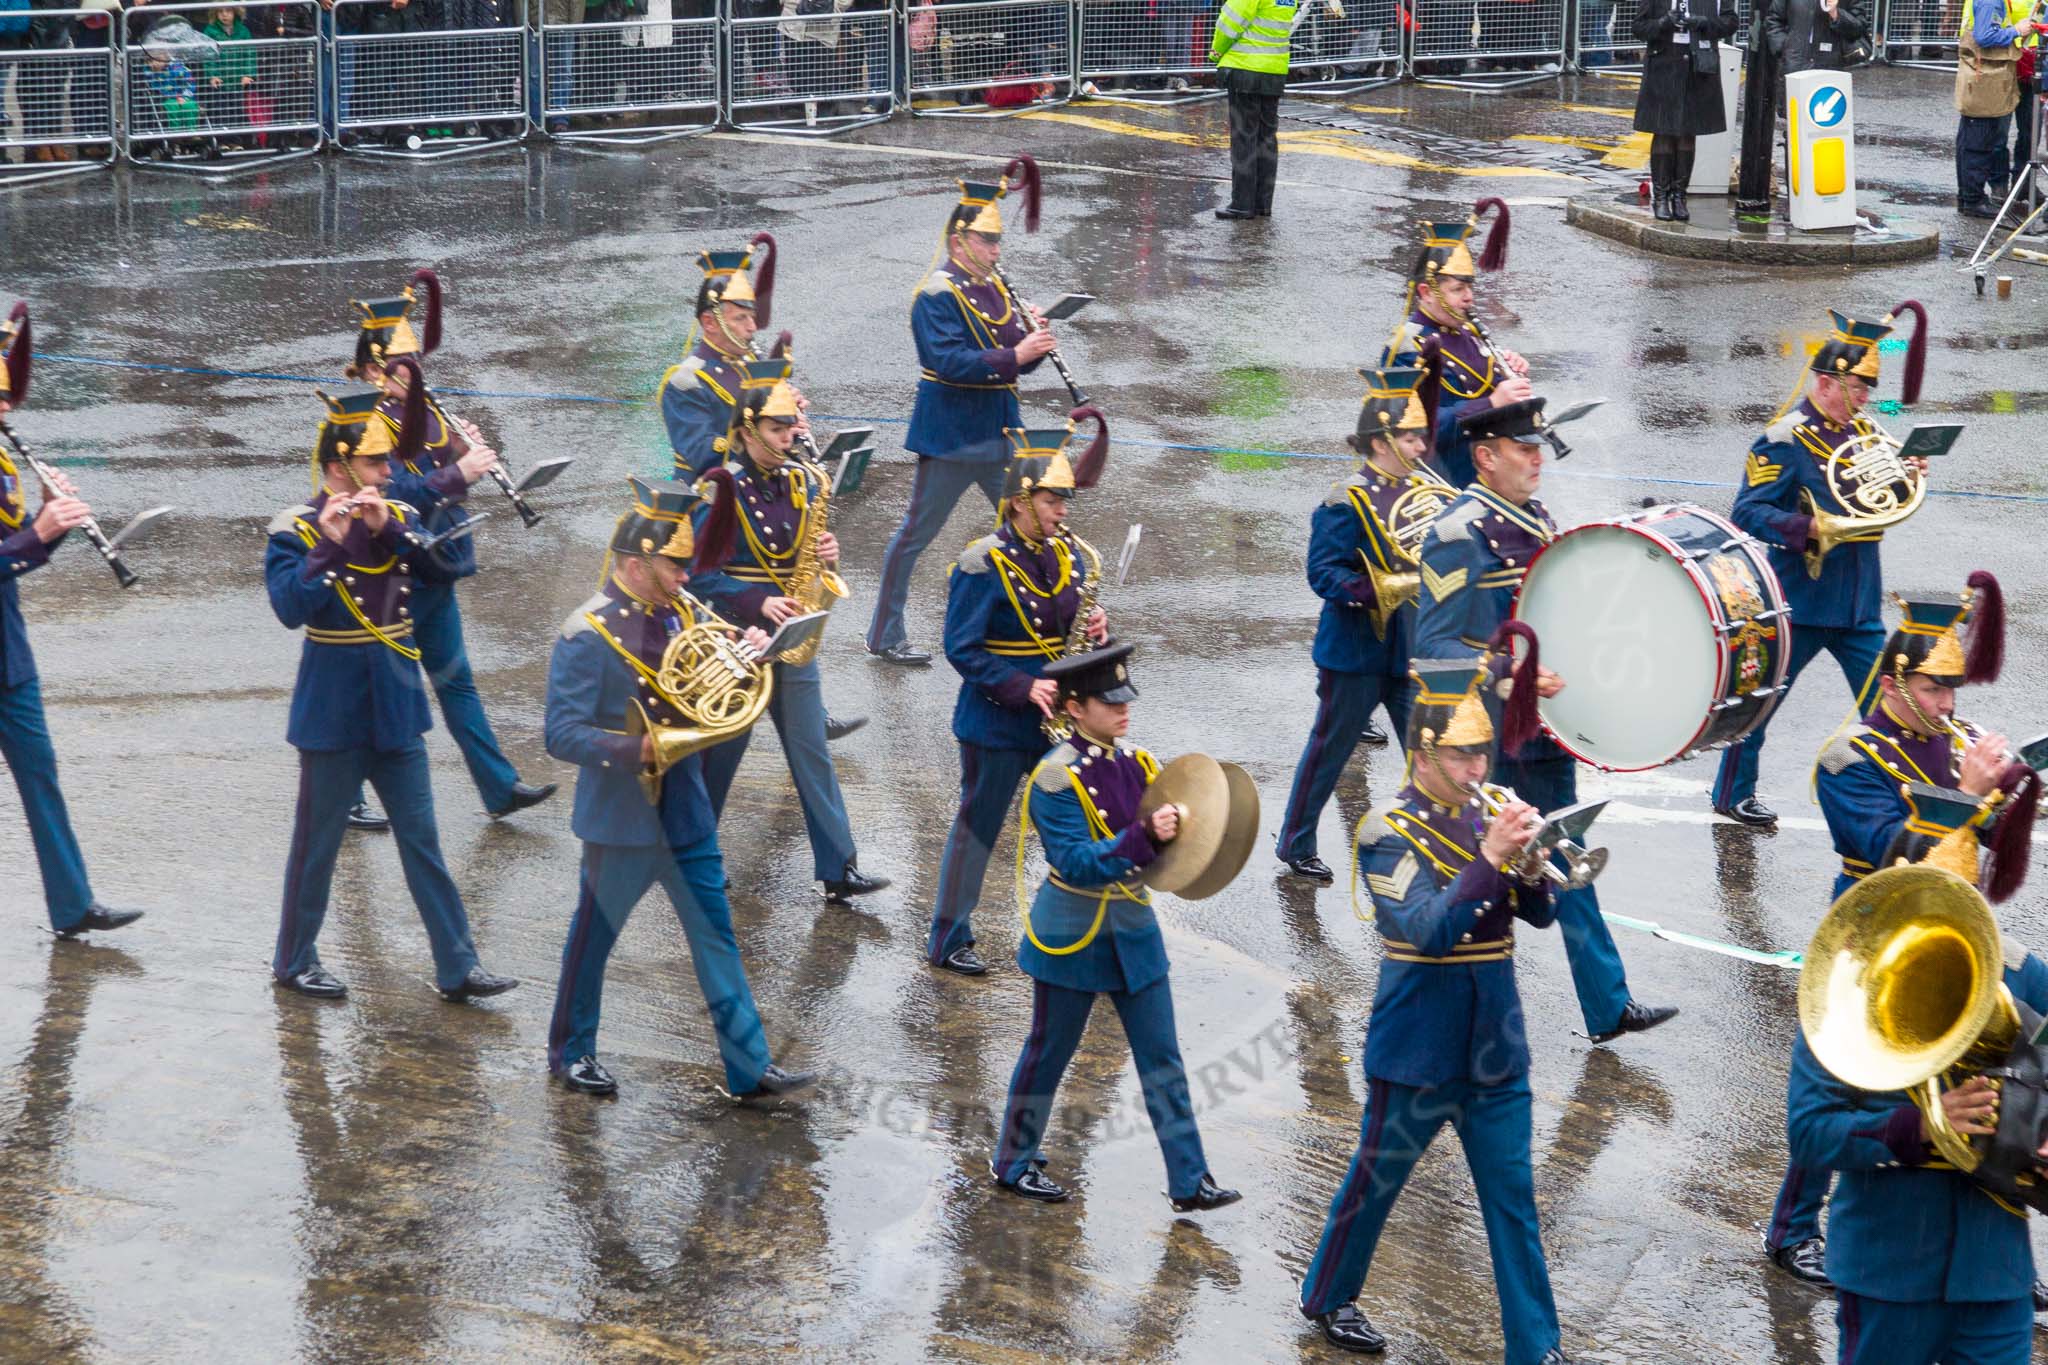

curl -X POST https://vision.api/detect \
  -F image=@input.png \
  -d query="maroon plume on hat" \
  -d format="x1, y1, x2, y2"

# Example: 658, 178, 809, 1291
1474, 197, 1511, 272
4, 301, 31, 405
694, 466, 740, 574
1888, 298, 1927, 406
1003, 154, 1042, 233
1987, 764, 2039, 903
409, 269, 443, 356
1488, 620, 1543, 756
386, 355, 428, 467
1068, 406, 1109, 490
748, 231, 777, 329
1964, 569, 2004, 684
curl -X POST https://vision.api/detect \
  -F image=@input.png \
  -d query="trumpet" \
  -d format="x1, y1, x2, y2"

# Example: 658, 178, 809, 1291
1800, 416, 1926, 579
990, 262, 1086, 408
1468, 782, 1608, 889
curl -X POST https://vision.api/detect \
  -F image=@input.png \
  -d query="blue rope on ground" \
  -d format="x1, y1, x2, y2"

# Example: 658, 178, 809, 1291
32, 351, 2048, 506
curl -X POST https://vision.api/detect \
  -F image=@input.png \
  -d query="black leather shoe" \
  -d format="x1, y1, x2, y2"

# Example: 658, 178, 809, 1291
56, 904, 144, 937
823, 866, 891, 905
1538, 1350, 1574, 1365
278, 966, 347, 999
1590, 999, 1679, 1044
868, 642, 932, 667
1214, 207, 1255, 220
347, 801, 390, 832
1283, 855, 1335, 885
439, 967, 519, 1003
1960, 199, 1999, 220
559, 1055, 618, 1096
1767, 1235, 1832, 1288
1359, 721, 1389, 748
1309, 1303, 1386, 1353
487, 781, 559, 820
730, 1063, 816, 1100
1169, 1173, 1241, 1212
937, 945, 988, 976
1671, 190, 1691, 222
996, 1167, 1070, 1202
825, 714, 868, 742
1715, 796, 1778, 828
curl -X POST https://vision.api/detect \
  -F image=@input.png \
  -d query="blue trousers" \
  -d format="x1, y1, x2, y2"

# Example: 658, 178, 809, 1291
1300, 1073, 1561, 1365
1497, 753, 1632, 1037
1837, 1290, 2033, 1365
1769, 1159, 1831, 1253
865, 456, 1007, 652
1712, 621, 1885, 811
927, 740, 1038, 963
1958, 112, 2014, 207
993, 975, 1210, 1201
701, 656, 857, 882
276, 743, 480, 993
356, 580, 520, 816
1, 675, 96, 931
545, 836, 772, 1095
1276, 668, 1415, 863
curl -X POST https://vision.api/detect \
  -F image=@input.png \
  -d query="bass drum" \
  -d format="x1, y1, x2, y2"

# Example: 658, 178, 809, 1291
1511, 503, 1792, 772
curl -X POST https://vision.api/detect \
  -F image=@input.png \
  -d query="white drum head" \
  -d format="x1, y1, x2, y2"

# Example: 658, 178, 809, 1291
1515, 527, 1719, 769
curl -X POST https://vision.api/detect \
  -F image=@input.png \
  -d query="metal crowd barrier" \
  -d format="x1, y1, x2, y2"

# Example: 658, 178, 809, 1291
332, 0, 528, 157
0, 9, 117, 186
1077, 0, 1223, 103
121, 1, 323, 171
1570, 0, 1641, 70
1880, 0, 1959, 69
908, 0, 1074, 116
723, 0, 892, 133
1411, 0, 1567, 88
539, 7, 722, 142
1285, 0, 1403, 92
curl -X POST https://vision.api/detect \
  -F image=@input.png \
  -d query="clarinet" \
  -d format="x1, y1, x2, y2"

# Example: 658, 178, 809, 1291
989, 262, 1087, 407
0, 418, 139, 588
426, 392, 543, 529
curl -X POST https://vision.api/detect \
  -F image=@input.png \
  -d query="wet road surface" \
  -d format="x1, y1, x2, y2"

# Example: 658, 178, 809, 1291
5, 68, 2048, 1362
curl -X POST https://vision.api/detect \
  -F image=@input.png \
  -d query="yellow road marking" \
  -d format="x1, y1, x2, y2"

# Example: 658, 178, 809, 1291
1510, 130, 1650, 169
1557, 101, 1637, 117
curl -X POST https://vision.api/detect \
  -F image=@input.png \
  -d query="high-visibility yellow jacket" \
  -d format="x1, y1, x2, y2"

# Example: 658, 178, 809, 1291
1210, 0, 1295, 75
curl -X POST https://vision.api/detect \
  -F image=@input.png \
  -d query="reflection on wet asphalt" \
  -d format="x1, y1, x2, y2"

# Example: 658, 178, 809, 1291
4, 68, 2048, 1361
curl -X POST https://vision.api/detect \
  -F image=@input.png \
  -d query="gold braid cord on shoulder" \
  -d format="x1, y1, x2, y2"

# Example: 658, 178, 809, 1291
1015, 762, 1149, 957
293, 518, 421, 662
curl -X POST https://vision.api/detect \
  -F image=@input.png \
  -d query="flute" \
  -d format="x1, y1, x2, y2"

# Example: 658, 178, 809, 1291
0, 417, 140, 589
990, 262, 1087, 407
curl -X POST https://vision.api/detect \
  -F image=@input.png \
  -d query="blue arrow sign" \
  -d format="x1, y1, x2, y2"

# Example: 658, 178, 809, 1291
1809, 85, 1847, 127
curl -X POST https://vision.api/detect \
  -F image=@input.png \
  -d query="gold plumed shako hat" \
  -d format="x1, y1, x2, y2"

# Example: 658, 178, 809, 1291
695, 232, 777, 325
1002, 405, 1108, 500
350, 268, 443, 375
609, 475, 704, 562
954, 154, 1042, 238
314, 386, 396, 467
1809, 299, 1927, 404
1886, 571, 2003, 688
1357, 365, 1430, 437
1411, 197, 1510, 284
1407, 657, 1496, 754
1, 300, 29, 403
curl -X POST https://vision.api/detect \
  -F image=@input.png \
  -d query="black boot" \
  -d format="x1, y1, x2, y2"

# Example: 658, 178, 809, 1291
1650, 147, 1674, 221
1673, 141, 1695, 221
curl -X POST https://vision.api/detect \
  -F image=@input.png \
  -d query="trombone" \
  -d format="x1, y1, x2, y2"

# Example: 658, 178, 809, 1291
1469, 782, 1608, 889
1800, 416, 1926, 579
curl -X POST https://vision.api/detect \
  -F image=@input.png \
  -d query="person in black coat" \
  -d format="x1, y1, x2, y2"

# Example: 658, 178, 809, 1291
1764, 0, 1869, 77
1633, 0, 1739, 222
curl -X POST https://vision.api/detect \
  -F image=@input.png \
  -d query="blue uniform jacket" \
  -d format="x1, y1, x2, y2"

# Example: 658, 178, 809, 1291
1393, 308, 1503, 490
378, 392, 477, 583
265, 495, 436, 753
687, 453, 822, 633
905, 263, 1044, 463
661, 340, 746, 479
543, 578, 717, 850
1357, 785, 1556, 1087
1016, 736, 1171, 994
1787, 952, 2048, 1304
944, 524, 1081, 752
1731, 398, 1886, 631
1816, 703, 1965, 897
1309, 467, 1418, 677
1413, 482, 1568, 764
0, 448, 60, 687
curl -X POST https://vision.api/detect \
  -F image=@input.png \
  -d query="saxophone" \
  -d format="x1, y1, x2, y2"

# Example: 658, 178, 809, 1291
1041, 530, 1102, 744
775, 456, 849, 668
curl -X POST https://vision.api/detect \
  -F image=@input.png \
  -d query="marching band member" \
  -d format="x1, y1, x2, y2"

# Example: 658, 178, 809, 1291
1274, 363, 1436, 884
542, 476, 813, 1101
1785, 802, 2046, 1365
1298, 642, 1572, 1364
662, 236, 780, 480
1766, 576, 2018, 1288
1386, 202, 1530, 490
343, 276, 557, 831
1711, 301, 1931, 828
689, 359, 889, 907
1414, 396, 1677, 1044
865, 157, 1059, 667
925, 415, 1109, 976
0, 302, 142, 939
264, 388, 518, 1004
988, 640, 1240, 1214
